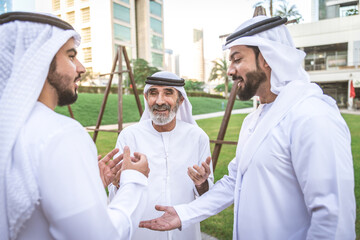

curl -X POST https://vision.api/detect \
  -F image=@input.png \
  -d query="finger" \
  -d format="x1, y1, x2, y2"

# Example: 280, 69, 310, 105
202, 161, 211, 175
102, 148, 119, 163
109, 154, 123, 167
187, 169, 197, 181
122, 146, 131, 165
113, 161, 122, 173
187, 168, 200, 181
154, 205, 168, 212
206, 156, 211, 165
130, 156, 140, 163
97, 155, 102, 161
193, 165, 205, 176
133, 152, 145, 161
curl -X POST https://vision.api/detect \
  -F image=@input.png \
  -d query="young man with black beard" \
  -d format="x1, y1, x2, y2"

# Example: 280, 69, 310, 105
0, 12, 149, 240
139, 16, 355, 239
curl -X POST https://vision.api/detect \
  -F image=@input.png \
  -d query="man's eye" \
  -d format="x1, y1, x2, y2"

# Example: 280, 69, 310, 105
69, 55, 75, 60
234, 58, 241, 63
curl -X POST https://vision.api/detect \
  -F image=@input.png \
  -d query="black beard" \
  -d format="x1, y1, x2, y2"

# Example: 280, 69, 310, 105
236, 70, 266, 101
47, 58, 78, 106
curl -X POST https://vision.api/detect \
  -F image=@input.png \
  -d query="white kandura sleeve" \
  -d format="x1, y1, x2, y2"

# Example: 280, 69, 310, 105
175, 157, 237, 230
38, 126, 148, 240
291, 114, 355, 239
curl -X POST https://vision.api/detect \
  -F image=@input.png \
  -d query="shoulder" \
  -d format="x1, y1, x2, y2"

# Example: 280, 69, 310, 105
24, 102, 88, 144
176, 120, 209, 140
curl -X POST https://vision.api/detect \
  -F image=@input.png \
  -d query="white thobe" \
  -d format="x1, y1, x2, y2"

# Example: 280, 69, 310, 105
174, 81, 356, 239
108, 119, 214, 240
14, 102, 148, 240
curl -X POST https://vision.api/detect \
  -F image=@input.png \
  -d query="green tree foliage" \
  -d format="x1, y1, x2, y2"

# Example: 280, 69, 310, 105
274, 0, 302, 23
130, 58, 160, 88
184, 80, 205, 91
214, 82, 233, 93
209, 56, 230, 99
346, 8, 359, 16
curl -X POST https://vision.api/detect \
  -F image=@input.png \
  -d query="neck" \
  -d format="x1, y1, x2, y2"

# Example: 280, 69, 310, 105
259, 92, 277, 104
38, 81, 57, 110
153, 117, 176, 132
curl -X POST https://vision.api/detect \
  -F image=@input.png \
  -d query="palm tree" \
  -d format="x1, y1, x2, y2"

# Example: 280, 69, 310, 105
274, 0, 302, 23
209, 56, 230, 99
253, 0, 274, 16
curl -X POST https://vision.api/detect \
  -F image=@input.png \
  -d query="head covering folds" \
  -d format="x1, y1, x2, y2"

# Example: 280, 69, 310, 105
140, 71, 197, 126
223, 15, 310, 95
0, 12, 80, 240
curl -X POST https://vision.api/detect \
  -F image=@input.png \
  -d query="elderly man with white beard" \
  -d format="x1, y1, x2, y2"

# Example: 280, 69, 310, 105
108, 71, 214, 240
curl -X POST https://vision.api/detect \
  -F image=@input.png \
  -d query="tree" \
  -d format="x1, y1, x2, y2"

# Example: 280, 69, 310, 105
214, 82, 233, 93
130, 58, 160, 88
274, 0, 302, 23
253, 0, 274, 16
209, 56, 230, 99
184, 80, 204, 92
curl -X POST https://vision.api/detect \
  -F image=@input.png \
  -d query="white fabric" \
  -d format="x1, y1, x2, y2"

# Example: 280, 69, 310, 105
108, 119, 214, 240
15, 102, 148, 240
140, 71, 197, 125
223, 16, 310, 95
0, 17, 80, 240
174, 81, 355, 239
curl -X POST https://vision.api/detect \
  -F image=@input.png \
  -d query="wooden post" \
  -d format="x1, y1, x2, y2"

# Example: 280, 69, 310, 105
211, 80, 239, 170
118, 48, 123, 133
122, 46, 143, 115
92, 48, 119, 142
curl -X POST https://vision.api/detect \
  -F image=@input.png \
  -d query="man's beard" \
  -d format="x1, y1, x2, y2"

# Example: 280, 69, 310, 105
149, 98, 180, 126
233, 69, 267, 101
47, 59, 78, 106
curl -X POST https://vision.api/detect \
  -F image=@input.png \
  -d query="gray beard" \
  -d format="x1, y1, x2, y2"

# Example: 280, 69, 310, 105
149, 102, 179, 126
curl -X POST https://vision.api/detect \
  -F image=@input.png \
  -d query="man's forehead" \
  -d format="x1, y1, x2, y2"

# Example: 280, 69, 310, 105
149, 85, 176, 91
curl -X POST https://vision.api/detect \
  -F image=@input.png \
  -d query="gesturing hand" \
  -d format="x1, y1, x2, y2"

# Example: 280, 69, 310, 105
98, 148, 122, 188
139, 205, 181, 231
188, 156, 211, 195
121, 146, 150, 178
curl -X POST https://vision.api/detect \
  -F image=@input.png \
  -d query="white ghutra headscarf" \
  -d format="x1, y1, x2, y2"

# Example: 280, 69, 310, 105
223, 16, 310, 95
0, 12, 80, 240
140, 71, 197, 126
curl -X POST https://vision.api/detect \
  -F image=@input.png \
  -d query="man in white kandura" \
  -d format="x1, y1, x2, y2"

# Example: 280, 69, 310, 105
0, 12, 149, 240
108, 71, 214, 240
139, 16, 356, 239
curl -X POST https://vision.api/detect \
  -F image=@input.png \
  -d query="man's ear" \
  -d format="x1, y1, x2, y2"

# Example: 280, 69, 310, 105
258, 52, 270, 69
179, 96, 184, 105
144, 92, 148, 101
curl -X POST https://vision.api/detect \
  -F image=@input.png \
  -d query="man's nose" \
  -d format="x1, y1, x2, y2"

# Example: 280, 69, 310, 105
155, 93, 166, 105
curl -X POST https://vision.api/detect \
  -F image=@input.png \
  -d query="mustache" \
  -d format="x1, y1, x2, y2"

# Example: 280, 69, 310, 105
152, 104, 171, 111
231, 75, 243, 81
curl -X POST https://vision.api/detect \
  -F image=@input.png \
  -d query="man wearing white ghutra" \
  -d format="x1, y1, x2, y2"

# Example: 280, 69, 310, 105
139, 16, 356, 239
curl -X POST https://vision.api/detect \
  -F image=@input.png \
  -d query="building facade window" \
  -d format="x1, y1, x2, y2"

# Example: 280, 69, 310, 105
304, 43, 348, 71
152, 52, 163, 68
83, 47, 92, 63
66, 11, 75, 25
52, 0, 60, 11
150, 17, 162, 34
150, 1, 162, 17
66, 0, 74, 8
113, 3, 130, 23
81, 27, 91, 43
151, 35, 163, 50
81, 7, 90, 23
114, 23, 131, 42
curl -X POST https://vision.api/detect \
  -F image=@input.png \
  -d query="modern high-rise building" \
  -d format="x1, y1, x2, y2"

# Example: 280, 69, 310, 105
35, 0, 164, 77
288, 0, 360, 109
0, 0, 12, 14
193, 28, 205, 82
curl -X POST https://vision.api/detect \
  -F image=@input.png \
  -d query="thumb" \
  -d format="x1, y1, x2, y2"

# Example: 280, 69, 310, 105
206, 156, 211, 165
122, 146, 131, 165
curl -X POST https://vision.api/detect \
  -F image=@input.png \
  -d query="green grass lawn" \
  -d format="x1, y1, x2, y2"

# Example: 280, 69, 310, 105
92, 113, 359, 239
55, 93, 253, 126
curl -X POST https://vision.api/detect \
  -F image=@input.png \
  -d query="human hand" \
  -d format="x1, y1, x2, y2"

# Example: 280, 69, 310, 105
98, 148, 122, 188
139, 205, 181, 231
121, 146, 149, 177
188, 156, 211, 186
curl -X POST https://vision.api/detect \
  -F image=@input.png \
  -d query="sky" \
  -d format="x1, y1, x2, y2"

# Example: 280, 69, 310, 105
163, 0, 311, 78
11, 0, 312, 79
